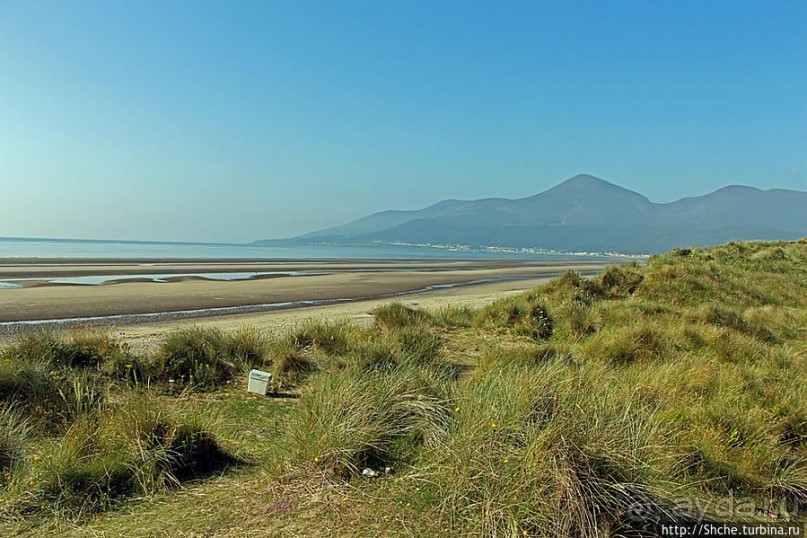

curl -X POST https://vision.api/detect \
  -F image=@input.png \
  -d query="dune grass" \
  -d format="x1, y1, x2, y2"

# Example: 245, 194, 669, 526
5, 392, 238, 517
271, 240, 807, 534
156, 326, 266, 390
0, 328, 252, 520
1, 239, 805, 536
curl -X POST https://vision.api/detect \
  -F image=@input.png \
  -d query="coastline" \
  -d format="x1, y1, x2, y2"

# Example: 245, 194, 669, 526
0, 258, 614, 336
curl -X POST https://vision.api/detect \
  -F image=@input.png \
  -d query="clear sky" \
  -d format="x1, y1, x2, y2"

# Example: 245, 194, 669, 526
1, 0, 805, 243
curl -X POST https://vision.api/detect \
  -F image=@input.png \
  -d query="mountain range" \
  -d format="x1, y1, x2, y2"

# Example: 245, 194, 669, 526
256, 174, 807, 254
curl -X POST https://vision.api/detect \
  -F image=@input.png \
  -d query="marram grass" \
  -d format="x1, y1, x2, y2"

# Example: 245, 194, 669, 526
0, 240, 805, 536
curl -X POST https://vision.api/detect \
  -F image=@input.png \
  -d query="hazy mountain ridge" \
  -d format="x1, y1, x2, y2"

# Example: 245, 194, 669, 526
259, 174, 807, 254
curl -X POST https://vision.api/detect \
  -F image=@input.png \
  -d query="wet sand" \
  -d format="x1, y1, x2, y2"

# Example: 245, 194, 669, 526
0, 258, 612, 332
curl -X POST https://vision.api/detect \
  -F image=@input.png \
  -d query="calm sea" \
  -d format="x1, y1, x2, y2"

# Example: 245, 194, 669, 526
0, 237, 592, 260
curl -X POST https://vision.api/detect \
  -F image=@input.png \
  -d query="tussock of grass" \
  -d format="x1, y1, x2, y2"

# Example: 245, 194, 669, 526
0, 359, 55, 412
430, 362, 680, 535
396, 325, 443, 363
347, 328, 456, 378
348, 337, 401, 374
478, 296, 554, 340
0, 406, 31, 481
1, 330, 129, 369
431, 304, 476, 328
0, 358, 103, 428
272, 349, 319, 386
541, 269, 607, 303
284, 319, 356, 355
6, 393, 237, 516
373, 302, 432, 329
107, 353, 157, 386
600, 262, 645, 297
480, 342, 573, 370
287, 367, 452, 478
584, 322, 672, 365
558, 300, 602, 338
156, 327, 266, 390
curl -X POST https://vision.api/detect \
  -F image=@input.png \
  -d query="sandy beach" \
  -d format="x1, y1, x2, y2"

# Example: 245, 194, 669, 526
0, 258, 611, 338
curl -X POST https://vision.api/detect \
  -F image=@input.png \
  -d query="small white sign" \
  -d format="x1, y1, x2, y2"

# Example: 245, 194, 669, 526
247, 369, 272, 396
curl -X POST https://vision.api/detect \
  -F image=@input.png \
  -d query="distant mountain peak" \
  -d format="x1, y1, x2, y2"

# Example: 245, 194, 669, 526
532, 174, 651, 206
257, 174, 807, 254
563, 173, 608, 185
710, 185, 762, 195
544, 174, 623, 193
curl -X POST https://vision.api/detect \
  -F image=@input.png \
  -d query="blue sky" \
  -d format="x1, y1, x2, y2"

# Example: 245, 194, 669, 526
1, 0, 805, 243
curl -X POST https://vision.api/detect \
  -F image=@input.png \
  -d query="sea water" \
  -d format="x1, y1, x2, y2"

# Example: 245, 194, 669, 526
0, 237, 594, 260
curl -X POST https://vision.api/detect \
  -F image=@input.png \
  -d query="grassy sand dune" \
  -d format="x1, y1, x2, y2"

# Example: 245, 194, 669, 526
1, 240, 805, 536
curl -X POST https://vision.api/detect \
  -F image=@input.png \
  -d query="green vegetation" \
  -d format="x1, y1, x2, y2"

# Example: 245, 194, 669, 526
1, 239, 805, 536
0, 329, 250, 519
